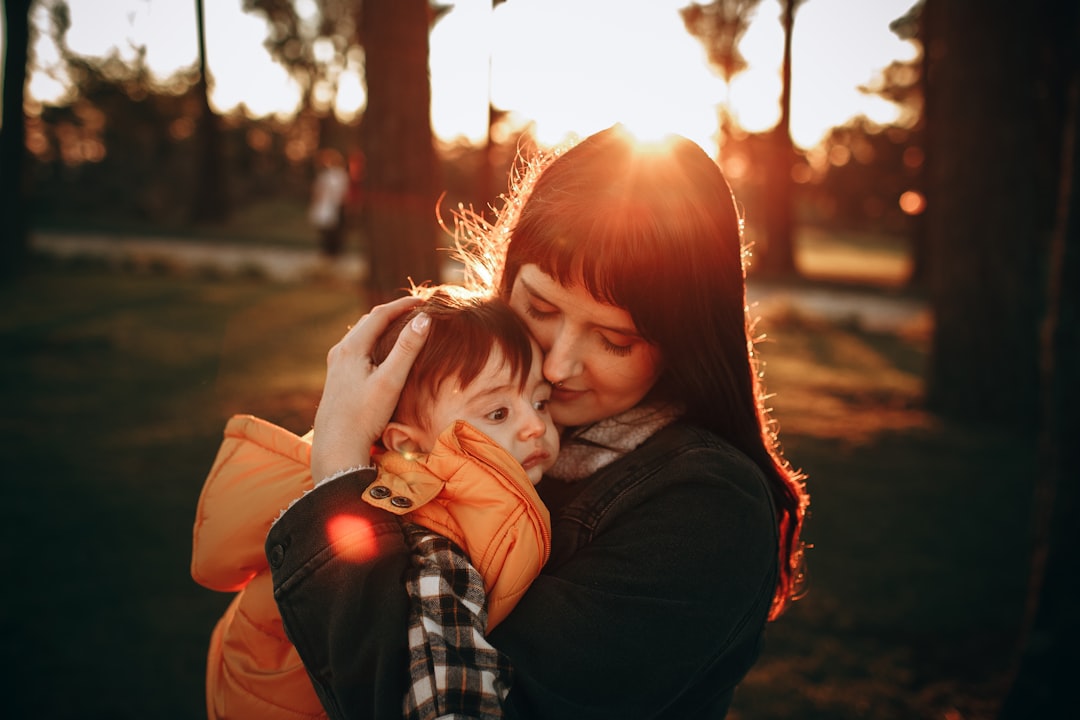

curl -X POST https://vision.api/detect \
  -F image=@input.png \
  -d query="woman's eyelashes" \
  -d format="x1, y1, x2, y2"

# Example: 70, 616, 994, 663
523, 303, 556, 321
599, 334, 634, 357
523, 296, 635, 357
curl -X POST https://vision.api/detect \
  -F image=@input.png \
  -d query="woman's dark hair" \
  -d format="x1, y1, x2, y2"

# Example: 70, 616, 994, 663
371, 286, 535, 430
454, 125, 808, 618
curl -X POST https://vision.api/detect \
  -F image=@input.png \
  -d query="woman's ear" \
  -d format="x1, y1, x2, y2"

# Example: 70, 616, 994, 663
382, 422, 427, 455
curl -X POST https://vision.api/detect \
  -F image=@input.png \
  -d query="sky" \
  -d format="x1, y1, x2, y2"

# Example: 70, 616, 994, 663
10, 0, 919, 153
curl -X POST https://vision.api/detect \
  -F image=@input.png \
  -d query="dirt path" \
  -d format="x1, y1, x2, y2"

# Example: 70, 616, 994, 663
31, 231, 366, 283
31, 231, 931, 333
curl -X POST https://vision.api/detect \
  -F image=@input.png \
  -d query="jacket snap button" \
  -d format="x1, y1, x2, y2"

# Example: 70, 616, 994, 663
268, 544, 284, 569
390, 496, 413, 509
368, 485, 391, 500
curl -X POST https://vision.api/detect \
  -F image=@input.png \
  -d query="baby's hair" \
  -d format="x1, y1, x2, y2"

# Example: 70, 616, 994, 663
371, 286, 537, 430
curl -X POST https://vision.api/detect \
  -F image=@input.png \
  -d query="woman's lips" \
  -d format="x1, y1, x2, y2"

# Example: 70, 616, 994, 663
551, 386, 586, 402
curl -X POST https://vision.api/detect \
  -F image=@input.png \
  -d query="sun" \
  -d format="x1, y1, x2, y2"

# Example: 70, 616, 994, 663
605, 123, 685, 155
430, 0, 918, 153
431, 0, 724, 156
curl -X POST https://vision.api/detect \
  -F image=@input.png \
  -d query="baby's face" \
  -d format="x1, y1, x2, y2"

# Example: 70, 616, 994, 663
424, 342, 559, 485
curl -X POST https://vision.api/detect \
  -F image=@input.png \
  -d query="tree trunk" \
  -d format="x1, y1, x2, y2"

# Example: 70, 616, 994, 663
191, 0, 229, 224
999, 8, 1080, 715
1, 0, 33, 280
755, 0, 796, 277
922, 0, 1049, 427
922, 0, 1080, 710
359, 0, 441, 304
905, 189, 929, 289
905, 9, 931, 291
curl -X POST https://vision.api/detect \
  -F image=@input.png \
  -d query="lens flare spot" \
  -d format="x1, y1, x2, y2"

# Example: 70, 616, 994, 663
899, 190, 926, 216
326, 514, 376, 563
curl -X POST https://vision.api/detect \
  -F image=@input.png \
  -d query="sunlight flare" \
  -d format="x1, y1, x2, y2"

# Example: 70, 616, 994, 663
326, 514, 378, 563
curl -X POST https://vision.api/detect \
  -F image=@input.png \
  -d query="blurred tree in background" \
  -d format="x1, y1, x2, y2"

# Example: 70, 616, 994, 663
5, 0, 945, 307
357, 0, 442, 301
215, 0, 445, 298
751, 0, 802, 278
680, 0, 761, 140
244, 0, 361, 139
23, 18, 310, 230
800, 120, 919, 235
191, 0, 228, 223
918, 0, 1078, 714
1, 0, 33, 280
682, 0, 800, 277
922, 0, 1069, 428
18, 0, 372, 238
682, 1, 928, 286
10, 0, 929, 293
878, 6, 926, 287
1000, 57, 1078, 717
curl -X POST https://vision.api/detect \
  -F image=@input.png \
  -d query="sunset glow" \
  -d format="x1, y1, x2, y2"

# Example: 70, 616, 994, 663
15, 0, 919, 153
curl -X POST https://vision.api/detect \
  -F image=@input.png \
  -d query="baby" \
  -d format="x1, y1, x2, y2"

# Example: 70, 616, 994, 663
192, 287, 558, 720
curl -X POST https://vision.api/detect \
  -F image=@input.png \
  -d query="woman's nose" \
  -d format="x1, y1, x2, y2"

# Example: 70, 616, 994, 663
543, 326, 584, 384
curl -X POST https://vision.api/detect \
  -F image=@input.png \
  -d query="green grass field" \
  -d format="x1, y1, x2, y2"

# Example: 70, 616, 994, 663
0, 258, 1033, 719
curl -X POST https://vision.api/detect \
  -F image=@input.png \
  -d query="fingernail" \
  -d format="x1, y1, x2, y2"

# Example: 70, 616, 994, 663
410, 312, 430, 333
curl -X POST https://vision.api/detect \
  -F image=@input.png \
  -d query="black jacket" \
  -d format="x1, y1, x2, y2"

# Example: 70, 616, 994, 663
266, 421, 779, 719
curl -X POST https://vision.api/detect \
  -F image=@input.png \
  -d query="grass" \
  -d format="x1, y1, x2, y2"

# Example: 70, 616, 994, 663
35, 197, 330, 249
795, 226, 914, 288
1, 260, 363, 719
0, 257, 1034, 719
731, 305, 1033, 719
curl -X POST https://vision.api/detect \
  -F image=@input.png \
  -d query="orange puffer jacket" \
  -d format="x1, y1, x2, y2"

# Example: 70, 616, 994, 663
191, 414, 550, 720
366, 419, 551, 629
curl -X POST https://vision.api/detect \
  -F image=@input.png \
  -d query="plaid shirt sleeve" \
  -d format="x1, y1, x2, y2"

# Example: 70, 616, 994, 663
402, 522, 514, 720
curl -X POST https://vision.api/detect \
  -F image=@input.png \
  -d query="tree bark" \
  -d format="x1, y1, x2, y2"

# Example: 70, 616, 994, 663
755, 0, 796, 277
922, 0, 1080, 711
905, 8, 931, 291
1, 0, 33, 280
999, 9, 1080, 715
191, 0, 229, 224
359, 0, 441, 303
922, 0, 1049, 427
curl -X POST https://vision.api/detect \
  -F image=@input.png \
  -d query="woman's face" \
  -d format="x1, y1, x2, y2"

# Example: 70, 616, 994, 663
508, 264, 663, 427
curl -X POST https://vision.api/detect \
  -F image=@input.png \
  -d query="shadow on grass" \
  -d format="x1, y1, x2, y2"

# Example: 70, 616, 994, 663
1, 260, 364, 719
0, 260, 1034, 719
732, 311, 1032, 720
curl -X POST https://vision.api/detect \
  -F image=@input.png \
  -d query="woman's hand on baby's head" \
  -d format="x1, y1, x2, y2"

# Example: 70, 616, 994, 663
311, 296, 432, 482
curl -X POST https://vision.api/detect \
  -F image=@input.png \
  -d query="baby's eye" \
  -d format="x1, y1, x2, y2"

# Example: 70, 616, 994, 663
533, 399, 549, 413
486, 407, 509, 422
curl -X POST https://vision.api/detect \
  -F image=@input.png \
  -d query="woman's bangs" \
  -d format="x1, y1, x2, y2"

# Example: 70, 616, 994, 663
511, 200, 655, 312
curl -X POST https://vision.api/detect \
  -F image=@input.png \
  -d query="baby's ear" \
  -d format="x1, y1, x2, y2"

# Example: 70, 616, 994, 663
382, 422, 426, 455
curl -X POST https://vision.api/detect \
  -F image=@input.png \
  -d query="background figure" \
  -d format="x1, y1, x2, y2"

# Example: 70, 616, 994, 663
309, 149, 350, 257
347, 149, 366, 217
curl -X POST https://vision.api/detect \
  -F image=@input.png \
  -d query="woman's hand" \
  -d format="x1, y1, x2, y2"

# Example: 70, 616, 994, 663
310, 295, 431, 482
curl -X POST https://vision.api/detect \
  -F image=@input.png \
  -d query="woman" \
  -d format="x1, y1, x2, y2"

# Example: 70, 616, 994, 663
265, 125, 809, 719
